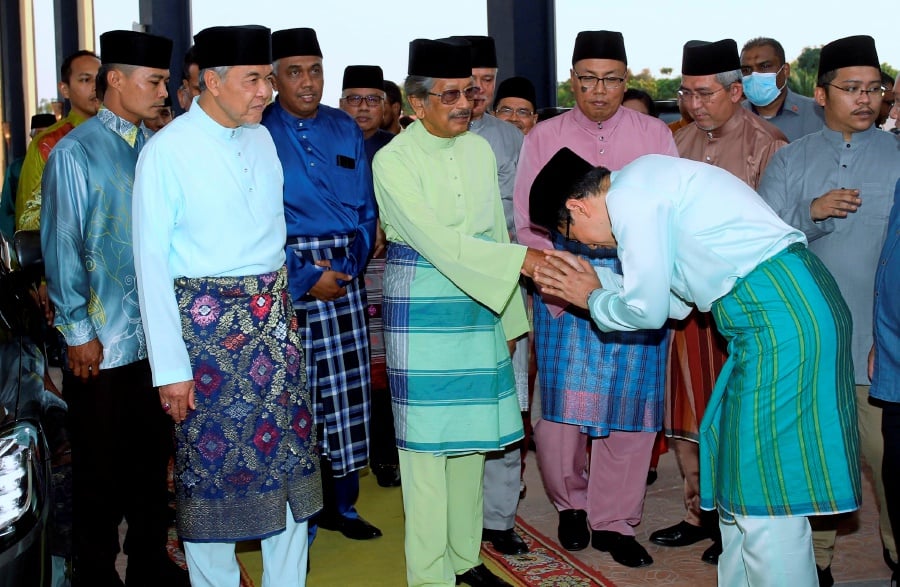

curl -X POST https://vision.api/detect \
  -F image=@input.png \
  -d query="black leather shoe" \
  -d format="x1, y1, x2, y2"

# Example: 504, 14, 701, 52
701, 539, 722, 565
455, 563, 512, 586
373, 464, 401, 487
816, 565, 834, 587
649, 520, 710, 547
337, 515, 383, 540
482, 528, 529, 555
591, 531, 653, 568
557, 509, 590, 551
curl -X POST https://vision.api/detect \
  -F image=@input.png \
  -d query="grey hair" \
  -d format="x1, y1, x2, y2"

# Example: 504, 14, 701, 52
404, 75, 435, 106
198, 66, 231, 92
716, 69, 743, 88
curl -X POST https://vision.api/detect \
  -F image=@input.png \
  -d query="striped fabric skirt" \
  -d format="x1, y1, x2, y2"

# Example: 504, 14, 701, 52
173, 267, 322, 541
534, 236, 667, 437
664, 310, 728, 441
382, 243, 523, 454
699, 244, 861, 519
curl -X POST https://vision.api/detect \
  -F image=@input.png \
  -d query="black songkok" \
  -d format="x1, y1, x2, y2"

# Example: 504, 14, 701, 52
493, 76, 537, 110
408, 39, 472, 78
99, 30, 173, 69
681, 39, 740, 76
193, 25, 272, 68
342, 65, 384, 90
272, 28, 322, 61
571, 31, 627, 66
529, 148, 594, 235
454, 35, 497, 68
818, 35, 880, 78
30, 114, 57, 131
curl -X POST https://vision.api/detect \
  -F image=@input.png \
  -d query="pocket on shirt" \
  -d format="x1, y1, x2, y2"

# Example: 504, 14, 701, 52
861, 182, 892, 227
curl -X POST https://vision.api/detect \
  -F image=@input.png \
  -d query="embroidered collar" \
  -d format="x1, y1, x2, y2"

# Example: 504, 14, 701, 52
96, 106, 149, 148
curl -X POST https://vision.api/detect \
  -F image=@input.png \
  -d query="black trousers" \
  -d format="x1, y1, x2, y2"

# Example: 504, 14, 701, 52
883, 401, 900, 567
65, 359, 171, 585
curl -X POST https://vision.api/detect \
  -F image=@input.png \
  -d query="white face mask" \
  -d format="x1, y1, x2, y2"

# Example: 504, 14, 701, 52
742, 65, 786, 107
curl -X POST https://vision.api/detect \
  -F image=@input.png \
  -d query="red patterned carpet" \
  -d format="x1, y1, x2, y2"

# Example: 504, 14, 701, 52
482, 517, 616, 587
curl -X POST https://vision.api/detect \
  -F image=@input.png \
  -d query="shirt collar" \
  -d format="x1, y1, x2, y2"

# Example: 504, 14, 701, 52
189, 96, 250, 140
408, 118, 461, 150
572, 104, 623, 133
820, 123, 879, 146
96, 106, 149, 148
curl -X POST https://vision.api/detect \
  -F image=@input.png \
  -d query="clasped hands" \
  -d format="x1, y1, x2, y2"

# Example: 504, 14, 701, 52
523, 248, 602, 310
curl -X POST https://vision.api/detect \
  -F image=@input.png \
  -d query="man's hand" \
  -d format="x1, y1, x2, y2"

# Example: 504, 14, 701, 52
68, 338, 103, 382
810, 189, 861, 221
868, 344, 875, 382
160, 380, 196, 423
27, 282, 55, 325
373, 224, 387, 259
533, 251, 600, 310
520, 247, 547, 278
308, 260, 351, 301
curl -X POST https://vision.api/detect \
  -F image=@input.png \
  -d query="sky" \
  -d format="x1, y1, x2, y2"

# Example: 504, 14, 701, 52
32, 0, 900, 108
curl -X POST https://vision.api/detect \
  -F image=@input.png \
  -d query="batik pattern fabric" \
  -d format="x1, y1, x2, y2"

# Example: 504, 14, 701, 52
383, 243, 524, 454
665, 311, 728, 441
290, 234, 371, 477
699, 244, 861, 519
364, 256, 387, 391
173, 267, 322, 541
535, 234, 667, 438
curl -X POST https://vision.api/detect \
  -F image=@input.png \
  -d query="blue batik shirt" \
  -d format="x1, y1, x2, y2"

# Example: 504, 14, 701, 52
262, 100, 377, 304
41, 107, 151, 369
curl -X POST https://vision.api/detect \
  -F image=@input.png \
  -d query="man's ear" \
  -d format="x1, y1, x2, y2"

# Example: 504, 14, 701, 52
565, 198, 589, 218
409, 95, 427, 120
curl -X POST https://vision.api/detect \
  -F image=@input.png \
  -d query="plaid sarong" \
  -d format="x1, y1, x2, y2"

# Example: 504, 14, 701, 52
173, 267, 322, 541
383, 243, 524, 453
534, 234, 668, 437
700, 244, 861, 518
291, 235, 371, 477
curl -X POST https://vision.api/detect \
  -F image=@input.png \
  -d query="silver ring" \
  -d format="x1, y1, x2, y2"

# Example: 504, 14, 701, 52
162, 403, 171, 412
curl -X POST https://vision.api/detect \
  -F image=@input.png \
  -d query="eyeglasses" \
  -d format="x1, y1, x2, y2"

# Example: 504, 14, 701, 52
496, 106, 535, 118
342, 94, 384, 107
826, 83, 885, 98
677, 87, 726, 104
427, 86, 478, 105
574, 74, 625, 91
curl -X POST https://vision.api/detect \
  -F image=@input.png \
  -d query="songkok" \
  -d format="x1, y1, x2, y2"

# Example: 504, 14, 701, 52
30, 114, 57, 131
408, 39, 472, 78
681, 39, 740, 76
193, 25, 272, 68
818, 35, 880, 78
272, 28, 322, 60
99, 30, 173, 69
572, 31, 627, 66
454, 35, 497, 68
529, 148, 594, 234
494, 76, 537, 110
342, 65, 384, 90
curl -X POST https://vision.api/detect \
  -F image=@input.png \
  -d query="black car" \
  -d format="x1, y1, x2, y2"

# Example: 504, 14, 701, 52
0, 231, 52, 587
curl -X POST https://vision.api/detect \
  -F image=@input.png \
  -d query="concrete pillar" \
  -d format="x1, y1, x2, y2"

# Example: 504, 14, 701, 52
487, 0, 557, 109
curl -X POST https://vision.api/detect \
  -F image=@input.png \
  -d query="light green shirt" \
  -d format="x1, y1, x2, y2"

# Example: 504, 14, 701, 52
373, 120, 528, 340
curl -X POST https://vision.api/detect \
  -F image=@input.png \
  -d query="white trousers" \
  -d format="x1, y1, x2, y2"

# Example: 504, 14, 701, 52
183, 504, 309, 587
719, 514, 817, 587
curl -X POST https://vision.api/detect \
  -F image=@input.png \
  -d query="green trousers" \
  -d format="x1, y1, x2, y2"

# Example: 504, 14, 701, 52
398, 450, 485, 586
